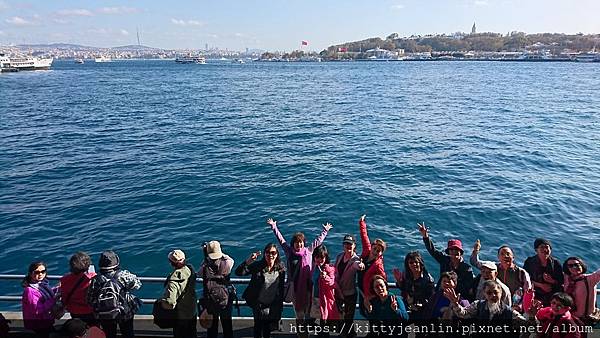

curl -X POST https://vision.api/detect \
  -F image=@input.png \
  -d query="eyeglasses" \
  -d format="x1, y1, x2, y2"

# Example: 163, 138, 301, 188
266, 251, 278, 256
33, 269, 47, 275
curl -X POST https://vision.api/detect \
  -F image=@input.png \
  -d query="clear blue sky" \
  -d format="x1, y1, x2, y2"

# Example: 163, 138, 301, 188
1, 0, 599, 51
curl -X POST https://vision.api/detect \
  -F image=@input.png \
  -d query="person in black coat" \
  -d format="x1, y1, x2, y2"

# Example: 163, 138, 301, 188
523, 238, 563, 306
235, 243, 285, 338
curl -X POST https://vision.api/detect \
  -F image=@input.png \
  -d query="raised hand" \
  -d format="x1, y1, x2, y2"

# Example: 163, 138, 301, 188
266, 218, 277, 228
392, 268, 404, 283
473, 239, 481, 252
358, 259, 365, 271
443, 287, 460, 304
360, 214, 366, 222
390, 295, 399, 311
246, 251, 261, 264
527, 299, 543, 316
417, 222, 429, 238
323, 222, 333, 231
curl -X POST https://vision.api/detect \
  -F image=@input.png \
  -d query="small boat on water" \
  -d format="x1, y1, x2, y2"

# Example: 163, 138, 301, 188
175, 55, 206, 64
95, 56, 111, 63
75, 58, 84, 64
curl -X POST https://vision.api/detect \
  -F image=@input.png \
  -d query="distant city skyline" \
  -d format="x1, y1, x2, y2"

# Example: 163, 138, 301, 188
1, 0, 599, 51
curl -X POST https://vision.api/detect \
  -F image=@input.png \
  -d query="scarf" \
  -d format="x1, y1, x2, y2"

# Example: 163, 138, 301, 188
29, 280, 54, 301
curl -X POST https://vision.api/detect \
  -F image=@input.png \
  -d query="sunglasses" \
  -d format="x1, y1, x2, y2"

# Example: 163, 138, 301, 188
266, 251, 278, 256
33, 269, 47, 275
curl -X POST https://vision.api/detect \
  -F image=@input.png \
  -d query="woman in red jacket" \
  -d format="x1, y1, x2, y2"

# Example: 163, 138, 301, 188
60, 252, 97, 325
357, 215, 387, 318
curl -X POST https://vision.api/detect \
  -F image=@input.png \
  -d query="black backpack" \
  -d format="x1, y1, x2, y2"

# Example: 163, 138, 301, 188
202, 259, 231, 313
153, 265, 195, 329
93, 272, 126, 320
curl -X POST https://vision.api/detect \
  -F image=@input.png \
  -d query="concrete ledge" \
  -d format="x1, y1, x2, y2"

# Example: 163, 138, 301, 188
3, 312, 599, 338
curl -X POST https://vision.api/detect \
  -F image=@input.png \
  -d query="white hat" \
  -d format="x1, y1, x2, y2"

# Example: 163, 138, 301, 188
168, 249, 186, 263
480, 261, 498, 271
206, 241, 223, 260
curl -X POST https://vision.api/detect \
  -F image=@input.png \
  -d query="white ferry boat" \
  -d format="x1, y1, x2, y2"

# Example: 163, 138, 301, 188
95, 56, 112, 63
575, 52, 600, 62
75, 58, 84, 64
175, 55, 206, 64
2, 54, 53, 70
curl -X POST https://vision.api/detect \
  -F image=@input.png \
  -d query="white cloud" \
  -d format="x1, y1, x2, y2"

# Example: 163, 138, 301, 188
474, 0, 489, 5
171, 18, 204, 26
0, 30, 5, 36
56, 9, 94, 17
120, 29, 129, 36
6, 16, 31, 25
234, 32, 245, 37
97, 7, 139, 15
391, 4, 405, 10
53, 18, 69, 24
0, 1, 9, 11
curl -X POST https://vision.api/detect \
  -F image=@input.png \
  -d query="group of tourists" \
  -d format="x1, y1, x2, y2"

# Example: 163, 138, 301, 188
17, 215, 600, 338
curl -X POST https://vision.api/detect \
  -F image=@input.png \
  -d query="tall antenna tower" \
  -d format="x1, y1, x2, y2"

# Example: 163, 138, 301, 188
136, 27, 141, 46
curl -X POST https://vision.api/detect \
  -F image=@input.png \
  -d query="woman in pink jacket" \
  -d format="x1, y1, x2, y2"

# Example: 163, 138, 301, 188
309, 245, 340, 337
22, 261, 57, 338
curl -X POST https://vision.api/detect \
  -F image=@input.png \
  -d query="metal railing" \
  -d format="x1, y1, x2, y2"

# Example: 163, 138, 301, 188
2, 274, 598, 306
0, 274, 255, 306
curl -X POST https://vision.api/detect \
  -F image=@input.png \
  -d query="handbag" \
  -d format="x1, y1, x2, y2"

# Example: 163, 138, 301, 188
152, 300, 177, 329
198, 308, 213, 329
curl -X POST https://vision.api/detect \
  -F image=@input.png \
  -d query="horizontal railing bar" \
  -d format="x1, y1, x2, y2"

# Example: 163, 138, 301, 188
0, 274, 251, 284
1, 274, 598, 302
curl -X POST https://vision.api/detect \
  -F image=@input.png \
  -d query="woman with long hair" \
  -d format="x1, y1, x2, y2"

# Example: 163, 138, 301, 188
309, 244, 340, 337
562, 256, 600, 325
235, 243, 286, 338
22, 261, 57, 338
392, 251, 435, 320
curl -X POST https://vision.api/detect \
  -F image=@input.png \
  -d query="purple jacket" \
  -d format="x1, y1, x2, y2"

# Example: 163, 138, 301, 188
271, 223, 329, 311
22, 282, 56, 330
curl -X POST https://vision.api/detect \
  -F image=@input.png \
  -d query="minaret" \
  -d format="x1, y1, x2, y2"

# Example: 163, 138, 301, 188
471, 22, 476, 34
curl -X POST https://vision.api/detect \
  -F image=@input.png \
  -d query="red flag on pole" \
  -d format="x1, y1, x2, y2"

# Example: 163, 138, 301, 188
301, 40, 308, 46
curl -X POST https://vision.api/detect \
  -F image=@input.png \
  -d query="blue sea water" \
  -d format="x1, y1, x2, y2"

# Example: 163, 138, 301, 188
1, 60, 599, 307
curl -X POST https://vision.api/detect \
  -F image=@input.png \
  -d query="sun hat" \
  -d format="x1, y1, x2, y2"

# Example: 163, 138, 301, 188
445, 239, 464, 254
99, 250, 120, 271
168, 249, 186, 264
206, 241, 223, 260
